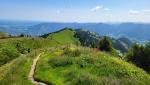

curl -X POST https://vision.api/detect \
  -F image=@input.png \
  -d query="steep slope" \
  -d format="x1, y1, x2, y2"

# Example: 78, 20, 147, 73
74, 29, 133, 52
75, 29, 100, 47
112, 37, 133, 53
35, 45, 150, 85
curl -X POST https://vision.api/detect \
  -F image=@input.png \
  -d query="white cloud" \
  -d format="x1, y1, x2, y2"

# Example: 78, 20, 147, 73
129, 10, 139, 15
91, 6, 110, 12
104, 8, 110, 11
143, 9, 150, 13
91, 6, 103, 12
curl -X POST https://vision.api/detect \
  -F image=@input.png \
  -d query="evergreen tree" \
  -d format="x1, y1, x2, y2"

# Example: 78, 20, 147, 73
99, 36, 113, 52
127, 42, 150, 73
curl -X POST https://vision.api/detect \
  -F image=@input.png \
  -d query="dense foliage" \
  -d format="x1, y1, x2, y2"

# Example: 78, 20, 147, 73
75, 29, 100, 48
0, 46, 20, 66
99, 37, 113, 52
75, 29, 133, 53
126, 42, 150, 73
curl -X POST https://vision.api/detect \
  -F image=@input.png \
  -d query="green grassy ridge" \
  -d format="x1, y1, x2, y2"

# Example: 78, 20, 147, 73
45, 29, 80, 45
35, 46, 150, 85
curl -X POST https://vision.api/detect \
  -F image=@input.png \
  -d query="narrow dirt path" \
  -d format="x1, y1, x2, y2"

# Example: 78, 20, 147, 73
28, 53, 47, 85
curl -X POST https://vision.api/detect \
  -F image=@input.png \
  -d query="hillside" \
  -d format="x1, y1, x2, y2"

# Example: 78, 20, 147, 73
42, 28, 80, 45
34, 45, 150, 85
0, 29, 80, 84
0, 28, 150, 85
112, 37, 133, 53
74, 29, 133, 53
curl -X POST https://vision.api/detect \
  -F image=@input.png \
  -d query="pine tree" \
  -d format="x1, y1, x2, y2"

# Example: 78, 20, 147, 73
99, 36, 113, 52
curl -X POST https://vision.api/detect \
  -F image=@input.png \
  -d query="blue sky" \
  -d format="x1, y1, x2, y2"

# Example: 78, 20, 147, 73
0, 0, 150, 22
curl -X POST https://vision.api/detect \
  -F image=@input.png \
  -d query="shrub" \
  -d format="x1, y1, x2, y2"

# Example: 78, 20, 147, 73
15, 42, 30, 54
0, 48, 20, 66
76, 55, 95, 68
126, 43, 150, 73
99, 37, 113, 52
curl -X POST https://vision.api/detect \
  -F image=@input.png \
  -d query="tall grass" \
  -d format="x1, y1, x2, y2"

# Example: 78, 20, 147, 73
0, 49, 42, 85
35, 46, 150, 85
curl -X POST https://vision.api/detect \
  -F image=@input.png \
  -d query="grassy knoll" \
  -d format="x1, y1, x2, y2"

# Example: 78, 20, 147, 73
46, 29, 80, 45
35, 46, 150, 85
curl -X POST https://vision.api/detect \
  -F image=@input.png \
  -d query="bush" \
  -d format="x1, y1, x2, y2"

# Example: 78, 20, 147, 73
15, 42, 30, 54
126, 42, 150, 73
76, 55, 95, 68
0, 48, 20, 66
99, 37, 113, 52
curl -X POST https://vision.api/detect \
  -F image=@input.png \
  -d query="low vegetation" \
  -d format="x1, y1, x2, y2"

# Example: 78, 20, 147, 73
0, 38, 55, 66
35, 45, 150, 85
0, 50, 41, 85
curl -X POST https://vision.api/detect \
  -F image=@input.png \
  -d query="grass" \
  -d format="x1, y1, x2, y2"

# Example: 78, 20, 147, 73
0, 29, 80, 84
1, 29, 150, 85
0, 29, 80, 67
0, 54, 32, 85
0, 49, 47, 85
0, 37, 61, 66
47, 29, 80, 45
0, 36, 61, 84
35, 46, 150, 85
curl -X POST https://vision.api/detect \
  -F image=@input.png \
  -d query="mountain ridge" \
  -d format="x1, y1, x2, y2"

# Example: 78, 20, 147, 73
0, 21, 150, 41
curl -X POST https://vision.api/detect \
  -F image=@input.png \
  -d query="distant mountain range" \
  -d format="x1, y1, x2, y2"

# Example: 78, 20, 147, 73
0, 20, 150, 42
